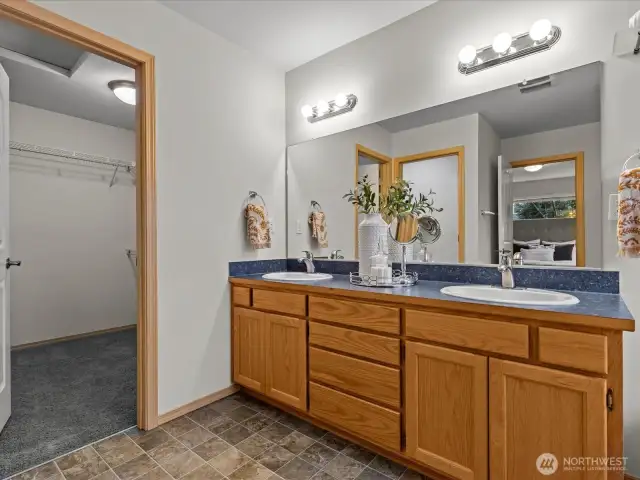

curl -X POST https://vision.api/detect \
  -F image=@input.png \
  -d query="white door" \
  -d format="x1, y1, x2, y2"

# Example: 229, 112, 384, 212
0, 63, 10, 433
497, 155, 513, 252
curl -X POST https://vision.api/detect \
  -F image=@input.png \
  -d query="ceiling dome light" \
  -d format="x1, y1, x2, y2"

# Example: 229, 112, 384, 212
524, 164, 544, 172
458, 45, 477, 65
316, 99, 330, 115
334, 93, 348, 108
492, 32, 512, 54
529, 19, 552, 42
108, 80, 136, 105
301, 104, 314, 118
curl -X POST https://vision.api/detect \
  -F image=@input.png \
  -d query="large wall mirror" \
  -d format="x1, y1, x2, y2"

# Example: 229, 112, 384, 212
286, 61, 601, 269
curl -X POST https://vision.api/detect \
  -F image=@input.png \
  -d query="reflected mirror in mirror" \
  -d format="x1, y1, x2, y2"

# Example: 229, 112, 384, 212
286, 61, 601, 268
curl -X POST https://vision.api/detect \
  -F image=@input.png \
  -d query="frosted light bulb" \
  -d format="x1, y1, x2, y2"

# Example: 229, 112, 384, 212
301, 104, 313, 118
524, 164, 543, 172
530, 19, 552, 42
335, 93, 348, 108
492, 32, 512, 54
458, 45, 477, 65
317, 99, 330, 115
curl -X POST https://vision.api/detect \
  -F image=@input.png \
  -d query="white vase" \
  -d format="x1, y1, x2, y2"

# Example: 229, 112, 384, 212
358, 213, 388, 275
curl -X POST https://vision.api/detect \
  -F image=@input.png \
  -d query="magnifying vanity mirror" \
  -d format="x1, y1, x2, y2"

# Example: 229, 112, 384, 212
287, 61, 603, 272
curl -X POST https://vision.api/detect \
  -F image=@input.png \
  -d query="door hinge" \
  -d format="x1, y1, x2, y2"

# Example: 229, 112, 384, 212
606, 388, 614, 412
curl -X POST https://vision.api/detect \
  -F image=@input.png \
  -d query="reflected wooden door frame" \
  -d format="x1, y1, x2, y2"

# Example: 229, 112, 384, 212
393, 146, 465, 263
0, 0, 159, 429
354, 144, 392, 259
509, 152, 585, 268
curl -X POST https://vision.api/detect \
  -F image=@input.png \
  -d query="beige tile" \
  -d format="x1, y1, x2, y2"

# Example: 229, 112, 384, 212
177, 426, 214, 449
277, 432, 315, 455
90, 471, 119, 480
367, 457, 406, 480
225, 407, 259, 424
56, 447, 109, 480
235, 435, 274, 459
254, 446, 295, 472
162, 416, 199, 438
148, 438, 188, 464
56, 447, 101, 472
187, 407, 222, 428
113, 454, 158, 480
207, 417, 237, 435
128, 429, 173, 452
133, 467, 173, 480
241, 415, 274, 433
160, 451, 204, 479
12, 462, 60, 480
98, 438, 145, 468
181, 464, 224, 480
209, 398, 244, 414
275, 458, 318, 480
219, 424, 253, 446
228, 461, 274, 480
192, 437, 232, 462
208, 447, 250, 476
257, 424, 293, 443
94, 434, 134, 455
298, 443, 337, 469
322, 455, 365, 480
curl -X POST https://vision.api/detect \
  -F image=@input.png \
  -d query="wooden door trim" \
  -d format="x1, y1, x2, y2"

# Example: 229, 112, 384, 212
0, 0, 158, 429
405, 341, 488, 480
354, 144, 392, 259
509, 151, 585, 267
393, 146, 465, 263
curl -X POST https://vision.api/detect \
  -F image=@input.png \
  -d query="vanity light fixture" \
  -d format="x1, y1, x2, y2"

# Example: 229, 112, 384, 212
300, 93, 358, 123
524, 164, 544, 172
458, 19, 561, 75
108, 80, 136, 105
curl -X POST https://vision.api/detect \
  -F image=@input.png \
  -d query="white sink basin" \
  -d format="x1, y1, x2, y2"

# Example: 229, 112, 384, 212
440, 285, 579, 306
262, 272, 333, 282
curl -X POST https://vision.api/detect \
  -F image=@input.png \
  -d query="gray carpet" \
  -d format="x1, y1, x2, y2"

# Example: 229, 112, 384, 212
0, 329, 137, 479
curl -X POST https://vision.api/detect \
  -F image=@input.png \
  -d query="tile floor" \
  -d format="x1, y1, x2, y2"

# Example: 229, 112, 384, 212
7, 392, 431, 480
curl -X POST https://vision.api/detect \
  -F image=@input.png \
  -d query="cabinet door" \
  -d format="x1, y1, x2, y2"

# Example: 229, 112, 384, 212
490, 359, 607, 480
265, 313, 307, 410
405, 342, 488, 480
233, 307, 265, 392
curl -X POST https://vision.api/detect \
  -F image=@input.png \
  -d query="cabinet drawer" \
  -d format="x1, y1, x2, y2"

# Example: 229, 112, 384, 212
309, 322, 400, 366
539, 328, 608, 374
309, 297, 399, 334
309, 347, 400, 408
310, 382, 400, 451
253, 289, 306, 316
406, 310, 529, 358
233, 287, 251, 307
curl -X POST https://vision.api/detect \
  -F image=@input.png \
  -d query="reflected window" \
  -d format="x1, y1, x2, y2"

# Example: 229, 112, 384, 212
513, 197, 577, 220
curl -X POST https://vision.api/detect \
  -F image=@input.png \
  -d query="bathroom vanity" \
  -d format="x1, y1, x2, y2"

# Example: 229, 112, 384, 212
229, 274, 634, 480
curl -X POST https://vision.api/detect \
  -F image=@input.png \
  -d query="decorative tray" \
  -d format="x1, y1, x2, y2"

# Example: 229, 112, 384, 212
349, 271, 419, 288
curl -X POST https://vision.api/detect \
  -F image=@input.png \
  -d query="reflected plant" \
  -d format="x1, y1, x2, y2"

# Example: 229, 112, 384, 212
343, 175, 380, 214
381, 178, 443, 218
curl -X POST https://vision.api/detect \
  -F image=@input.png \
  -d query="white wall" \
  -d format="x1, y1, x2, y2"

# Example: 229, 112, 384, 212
35, 0, 286, 415
9, 103, 136, 346
287, 123, 390, 258
402, 156, 458, 263
512, 177, 576, 200
286, 0, 640, 145
391, 114, 480, 262
601, 56, 640, 476
477, 116, 501, 264
501, 123, 602, 267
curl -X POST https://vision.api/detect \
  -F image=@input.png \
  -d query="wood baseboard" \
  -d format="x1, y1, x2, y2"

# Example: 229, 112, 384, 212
158, 385, 240, 425
12, 324, 137, 351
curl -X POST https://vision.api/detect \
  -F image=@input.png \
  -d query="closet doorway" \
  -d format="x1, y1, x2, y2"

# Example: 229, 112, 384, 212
0, 2, 157, 477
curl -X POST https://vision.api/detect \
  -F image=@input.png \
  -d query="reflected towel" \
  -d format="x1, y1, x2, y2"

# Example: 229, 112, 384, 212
618, 168, 640, 257
309, 211, 328, 248
245, 203, 272, 249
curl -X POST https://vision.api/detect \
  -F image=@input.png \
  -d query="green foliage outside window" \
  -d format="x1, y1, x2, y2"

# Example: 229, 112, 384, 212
513, 198, 577, 220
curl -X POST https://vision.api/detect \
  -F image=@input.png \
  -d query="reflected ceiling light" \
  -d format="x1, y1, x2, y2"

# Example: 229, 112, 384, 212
492, 32, 513, 54
524, 164, 544, 172
458, 45, 477, 65
108, 80, 136, 105
300, 93, 358, 123
457, 21, 561, 75
530, 19, 552, 42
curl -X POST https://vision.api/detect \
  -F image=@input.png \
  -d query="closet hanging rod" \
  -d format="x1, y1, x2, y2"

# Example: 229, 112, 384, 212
9, 141, 135, 170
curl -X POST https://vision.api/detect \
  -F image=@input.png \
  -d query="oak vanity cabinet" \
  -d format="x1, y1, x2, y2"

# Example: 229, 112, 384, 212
232, 300, 307, 410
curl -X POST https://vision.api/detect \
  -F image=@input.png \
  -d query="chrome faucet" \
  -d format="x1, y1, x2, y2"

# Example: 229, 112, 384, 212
498, 249, 515, 289
330, 249, 344, 259
299, 253, 315, 273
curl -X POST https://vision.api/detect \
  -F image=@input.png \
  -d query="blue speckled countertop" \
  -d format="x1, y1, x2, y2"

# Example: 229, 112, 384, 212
232, 273, 634, 324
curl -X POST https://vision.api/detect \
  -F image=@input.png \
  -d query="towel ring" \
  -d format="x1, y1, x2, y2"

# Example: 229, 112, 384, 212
622, 150, 640, 171
245, 190, 267, 208
310, 200, 322, 212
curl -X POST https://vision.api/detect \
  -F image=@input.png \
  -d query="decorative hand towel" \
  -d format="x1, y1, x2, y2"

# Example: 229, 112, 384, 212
245, 203, 272, 249
309, 211, 328, 248
618, 167, 640, 257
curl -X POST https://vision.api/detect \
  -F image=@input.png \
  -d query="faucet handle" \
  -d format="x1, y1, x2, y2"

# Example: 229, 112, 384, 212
302, 250, 314, 260
330, 249, 343, 259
